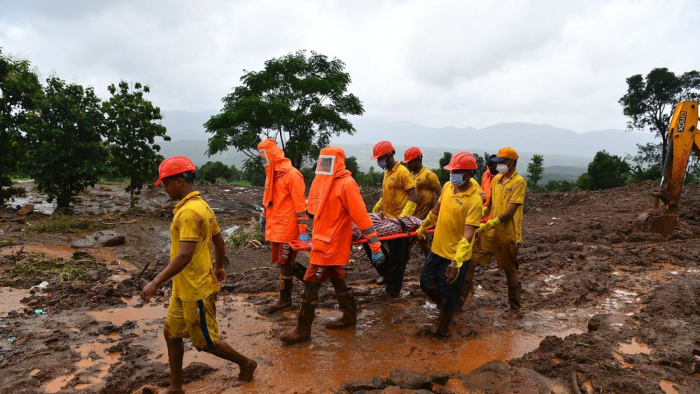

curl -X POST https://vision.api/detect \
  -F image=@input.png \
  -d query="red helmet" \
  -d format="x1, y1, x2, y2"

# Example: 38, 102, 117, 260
155, 156, 197, 185
371, 141, 395, 160
403, 147, 423, 163
443, 152, 477, 171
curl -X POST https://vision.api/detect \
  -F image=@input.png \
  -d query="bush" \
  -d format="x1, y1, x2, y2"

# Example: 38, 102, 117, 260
577, 151, 630, 190
544, 180, 576, 192
199, 161, 234, 184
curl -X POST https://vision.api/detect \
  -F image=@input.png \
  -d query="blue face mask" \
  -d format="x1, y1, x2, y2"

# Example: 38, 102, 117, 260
378, 159, 388, 170
450, 173, 467, 186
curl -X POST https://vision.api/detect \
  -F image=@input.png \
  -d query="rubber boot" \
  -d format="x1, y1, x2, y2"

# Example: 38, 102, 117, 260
433, 309, 455, 338
422, 288, 443, 309
265, 275, 293, 313
457, 279, 473, 309
280, 282, 319, 344
291, 261, 308, 282
325, 279, 357, 329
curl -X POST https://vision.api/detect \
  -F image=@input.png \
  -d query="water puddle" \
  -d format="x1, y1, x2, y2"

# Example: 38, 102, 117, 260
90, 298, 166, 326
660, 380, 679, 394
612, 351, 635, 368
0, 287, 30, 316
43, 334, 122, 392
618, 338, 651, 355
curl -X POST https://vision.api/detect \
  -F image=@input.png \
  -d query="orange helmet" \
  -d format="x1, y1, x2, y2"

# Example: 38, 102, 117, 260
155, 156, 197, 185
403, 147, 423, 163
443, 152, 477, 171
371, 141, 395, 160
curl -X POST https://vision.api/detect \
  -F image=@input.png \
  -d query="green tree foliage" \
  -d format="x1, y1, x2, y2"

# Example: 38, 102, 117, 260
0, 49, 43, 204
199, 161, 234, 184
25, 76, 106, 208
619, 68, 700, 166
474, 152, 489, 182
433, 151, 452, 184
527, 154, 545, 187
626, 142, 663, 183
544, 180, 576, 192
346, 156, 359, 177
103, 81, 169, 207
243, 158, 266, 187
577, 151, 630, 191
205, 50, 365, 169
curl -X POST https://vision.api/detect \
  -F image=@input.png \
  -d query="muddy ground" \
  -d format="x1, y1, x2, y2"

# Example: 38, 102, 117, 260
0, 180, 699, 393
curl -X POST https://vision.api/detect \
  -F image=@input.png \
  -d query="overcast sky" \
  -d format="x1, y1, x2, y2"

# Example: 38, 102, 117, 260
1, 0, 698, 132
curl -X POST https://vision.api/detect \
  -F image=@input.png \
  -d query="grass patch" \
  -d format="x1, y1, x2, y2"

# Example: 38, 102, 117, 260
2, 257, 89, 287
34, 215, 103, 233
225, 228, 265, 248
228, 180, 252, 186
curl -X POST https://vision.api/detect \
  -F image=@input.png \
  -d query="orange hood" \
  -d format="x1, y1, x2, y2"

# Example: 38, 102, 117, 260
307, 146, 351, 217
257, 138, 293, 208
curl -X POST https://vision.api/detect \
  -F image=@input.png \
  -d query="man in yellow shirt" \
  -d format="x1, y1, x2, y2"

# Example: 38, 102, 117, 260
467, 147, 527, 313
415, 152, 482, 337
141, 156, 256, 392
404, 147, 442, 257
369, 141, 418, 297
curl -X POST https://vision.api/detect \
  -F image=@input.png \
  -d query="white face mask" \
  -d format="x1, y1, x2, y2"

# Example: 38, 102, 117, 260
496, 163, 509, 174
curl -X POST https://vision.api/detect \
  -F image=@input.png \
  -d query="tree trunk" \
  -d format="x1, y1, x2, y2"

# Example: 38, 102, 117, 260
130, 189, 135, 208
0, 187, 4, 206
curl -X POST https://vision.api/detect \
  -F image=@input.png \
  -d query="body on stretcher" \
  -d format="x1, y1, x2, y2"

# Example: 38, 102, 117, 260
289, 229, 435, 251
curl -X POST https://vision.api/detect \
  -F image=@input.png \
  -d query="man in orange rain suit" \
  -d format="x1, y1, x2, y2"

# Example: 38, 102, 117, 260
480, 154, 498, 222
403, 147, 442, 257
281, 147, 384, 344
369, 141, 418, 297
257, 139, 310, 314
468, 147, 527, 314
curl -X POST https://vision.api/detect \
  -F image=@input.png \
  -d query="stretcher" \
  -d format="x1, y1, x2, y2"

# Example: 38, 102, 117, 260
289, 229, 435, 251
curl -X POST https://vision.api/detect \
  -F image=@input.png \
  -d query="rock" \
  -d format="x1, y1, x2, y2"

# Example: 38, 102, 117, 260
380, 387, 402, 394
17, 204, 34, 216
7, 225, 22, 233
389, 369, 431, 390
70, 230, 126, 248
344, 378, 385, 392
588, 313, 626, 332
72, 250, 91, 259
431, 371, 450, 385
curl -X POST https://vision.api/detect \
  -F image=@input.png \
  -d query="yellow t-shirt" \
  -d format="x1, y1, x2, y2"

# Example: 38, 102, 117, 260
381, 162, 416, 218
483, 171, 527, 244
170, 191, 221, 301
431, 182, 483, 260
412, 167, 441, 219
470, 177, 485, 197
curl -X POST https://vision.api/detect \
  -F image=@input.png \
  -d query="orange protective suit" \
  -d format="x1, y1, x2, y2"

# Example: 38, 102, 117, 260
257, 139, 307, 243
307, 147, 375, 266
481, 169, 495, 223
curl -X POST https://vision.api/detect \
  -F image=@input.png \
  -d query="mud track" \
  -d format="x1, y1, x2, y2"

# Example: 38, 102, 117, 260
1, 180, 699, 393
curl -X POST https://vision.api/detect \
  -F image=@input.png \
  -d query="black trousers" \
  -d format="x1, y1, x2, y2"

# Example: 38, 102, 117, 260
420, 252, 468, 314
364, 237, 411, 296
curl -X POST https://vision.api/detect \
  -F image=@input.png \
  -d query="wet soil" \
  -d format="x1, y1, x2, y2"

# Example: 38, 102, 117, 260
0, 180, 699, 393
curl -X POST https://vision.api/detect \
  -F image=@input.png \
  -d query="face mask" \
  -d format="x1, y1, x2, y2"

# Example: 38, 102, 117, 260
496, 163, 509, 174
378, 159, 388, 170
450, 173, 467, 186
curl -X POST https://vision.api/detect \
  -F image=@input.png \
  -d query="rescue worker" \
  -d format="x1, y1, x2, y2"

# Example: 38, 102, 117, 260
281, 147, 384, 344
257, 139, 309, 314
467, 147, 527, 313
415, 152, 483, 337
141, 156, 256, 392
369, 141, 418, 297
403, 147, 442, 257
481, 154, 498, 209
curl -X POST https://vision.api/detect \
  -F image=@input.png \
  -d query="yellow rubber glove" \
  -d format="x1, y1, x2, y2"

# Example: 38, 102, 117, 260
400, 200, 417, 217
453, 237, 473, 269
477, 216, 501, 234
481, 205, 489, 218
416, 212, 437, 239
372, 198, 383, 213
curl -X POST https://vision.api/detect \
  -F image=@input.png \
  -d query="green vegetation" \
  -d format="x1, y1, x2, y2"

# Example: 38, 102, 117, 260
3, 257, 89, 287
527, 154, 544, 187
205, 50, 364, 170
34, 215, 102, 233
225, 228, 265, 248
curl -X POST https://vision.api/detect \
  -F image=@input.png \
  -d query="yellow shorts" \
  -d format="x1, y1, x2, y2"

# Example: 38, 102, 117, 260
165, 293, 220, 350
471, 236, 519, 272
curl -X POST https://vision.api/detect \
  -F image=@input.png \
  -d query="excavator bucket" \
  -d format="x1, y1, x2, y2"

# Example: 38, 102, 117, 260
635, 209, 677, 240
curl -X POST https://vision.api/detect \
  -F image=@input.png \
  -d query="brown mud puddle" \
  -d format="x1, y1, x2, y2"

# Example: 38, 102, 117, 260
0, 287, 30, 317
618, 337, 652, 355
75, 293, 585, 393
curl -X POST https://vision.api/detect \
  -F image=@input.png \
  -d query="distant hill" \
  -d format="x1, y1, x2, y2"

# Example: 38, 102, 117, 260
158, 110, 658, 182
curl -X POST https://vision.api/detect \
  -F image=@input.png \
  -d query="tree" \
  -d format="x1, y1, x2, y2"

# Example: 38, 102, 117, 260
205, 50, 365, 169
243, 158, 266, 187
199, 161, 233, 184
25, 76, 106, 208
0, 49, 43, 205
527, 154, 544, 187
619, 68, 700, 166
626, 142, 663, 183
103, 81, 170, 207
433, 151, 452, 184
577, 151, 630, 191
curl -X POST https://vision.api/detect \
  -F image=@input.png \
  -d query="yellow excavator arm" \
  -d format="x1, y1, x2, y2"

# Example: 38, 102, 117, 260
646, 101, 700, 237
